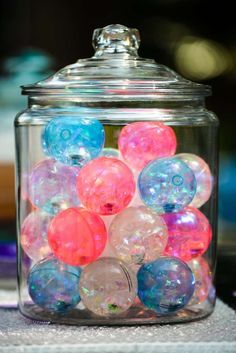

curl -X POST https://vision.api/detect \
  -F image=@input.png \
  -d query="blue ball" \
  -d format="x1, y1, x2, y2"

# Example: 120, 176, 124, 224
138, 157, 196, 213
28, 257, 82, 313
137, 257, 195, 314
42, 116, 105, 167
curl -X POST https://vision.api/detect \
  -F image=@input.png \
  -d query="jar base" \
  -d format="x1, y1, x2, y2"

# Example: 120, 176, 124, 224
19, 299, 215, 326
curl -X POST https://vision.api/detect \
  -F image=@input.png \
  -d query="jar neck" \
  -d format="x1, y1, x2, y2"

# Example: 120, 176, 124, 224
28, 96, 206, 109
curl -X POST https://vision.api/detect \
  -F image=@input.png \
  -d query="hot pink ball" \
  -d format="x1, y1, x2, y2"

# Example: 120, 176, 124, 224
177, 153, 213, 208
48, 207, 107, 266
163, 207, 212, 262
188, 257, 212, 305
77, 157, 135, 215
118, 122, 177, 171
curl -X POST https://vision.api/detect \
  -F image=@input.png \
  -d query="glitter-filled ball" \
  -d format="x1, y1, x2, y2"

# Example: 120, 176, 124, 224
188, 257, 212, 305
177, 153, 213, 208
138, 157, 196, 213
77, 157, 135, 215
163, 207, 212, 262
80, 257, 137, 316
137, 257, 195, 313
118, 122, 177, 171
28, 256, 82, 313
21, 210, 52, 261
101, 148, 120, 158
109, 206, 168, 265
48, 207, 107, 266
28, 158, 80, 215
42, 116, 105, 167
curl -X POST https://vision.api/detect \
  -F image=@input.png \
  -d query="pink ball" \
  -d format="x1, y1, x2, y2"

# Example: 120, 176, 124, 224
188, 257, 212, 305
118, 122, 177, 171
163, 207, 212, 262
177, 153, 213, 208
21, 210, 52, 261
77, 157, 135, 215
48, 207, 107, 266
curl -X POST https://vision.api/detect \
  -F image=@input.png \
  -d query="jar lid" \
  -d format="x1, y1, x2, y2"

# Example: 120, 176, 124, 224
22, 24, 211, 101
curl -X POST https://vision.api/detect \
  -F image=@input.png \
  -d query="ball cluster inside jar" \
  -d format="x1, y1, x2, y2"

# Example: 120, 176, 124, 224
22, 117, 213, 317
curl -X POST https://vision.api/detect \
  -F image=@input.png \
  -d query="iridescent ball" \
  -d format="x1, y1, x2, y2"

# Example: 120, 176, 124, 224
28, 256, 82, 313
109, 206, 168, 265
177, 153, 213, 208
77, 157, 135, 215
28, 158, 80, 215
138, 157, 196, 213
118, 122, 177, 171
137, 257, 195, 313
163, 207, 212, 262
42, 116, 105, 167
48, 207, 107, 266
102, 148, 120, 158
80, 257, 137, 316
188, 257, 212, 305
21, 210, 52, 261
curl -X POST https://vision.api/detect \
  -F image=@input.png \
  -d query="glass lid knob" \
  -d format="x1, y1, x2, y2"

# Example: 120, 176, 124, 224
92, 24, 140, 56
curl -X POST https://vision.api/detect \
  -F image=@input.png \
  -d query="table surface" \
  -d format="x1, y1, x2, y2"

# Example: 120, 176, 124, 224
0, 296, 235, 353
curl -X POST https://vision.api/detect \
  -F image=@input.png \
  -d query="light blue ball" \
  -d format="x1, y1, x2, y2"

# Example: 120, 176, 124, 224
28, 257, 82, 313
137, 257, 195, 314
42, 116, 105, 167
138, 157, 196, 213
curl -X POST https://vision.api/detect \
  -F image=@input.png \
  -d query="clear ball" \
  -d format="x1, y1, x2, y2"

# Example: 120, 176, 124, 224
137, 256, 195, 313
28, 256, 82, 313
21, 210, 52, 261
80, 257, 137, 316
118, 122, 177, 171
101, 147, 120, 158
28, 158, 80, 215
177, 153, 213, 208
138, 157, 196, 213
163, 207, 212, 261
188, 257, 212, 305
48, 207, 107, 266
109, 206, 168, 265
42, 116, 105, 167
77, 157, 135, 215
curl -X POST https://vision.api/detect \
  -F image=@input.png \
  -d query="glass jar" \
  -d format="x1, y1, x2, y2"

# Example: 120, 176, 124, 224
15, 24, 218, 325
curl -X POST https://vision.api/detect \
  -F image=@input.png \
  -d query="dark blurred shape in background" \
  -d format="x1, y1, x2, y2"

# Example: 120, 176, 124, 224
0, 0, 235, 307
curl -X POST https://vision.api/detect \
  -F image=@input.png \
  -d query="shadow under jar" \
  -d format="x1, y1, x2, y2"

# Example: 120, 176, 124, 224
15, 24, 219, 325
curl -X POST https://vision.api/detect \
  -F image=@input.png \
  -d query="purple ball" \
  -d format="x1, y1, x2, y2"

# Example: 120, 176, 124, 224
28, 158, 80, 215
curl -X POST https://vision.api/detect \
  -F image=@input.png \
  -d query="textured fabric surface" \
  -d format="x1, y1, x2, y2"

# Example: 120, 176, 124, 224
0, 298, 235, 353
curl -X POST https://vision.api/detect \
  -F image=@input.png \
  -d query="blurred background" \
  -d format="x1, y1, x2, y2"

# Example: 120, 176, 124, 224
0, 0, 235, 308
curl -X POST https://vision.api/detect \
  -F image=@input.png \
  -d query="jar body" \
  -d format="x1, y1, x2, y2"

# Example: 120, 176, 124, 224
15, 99, 218, 325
